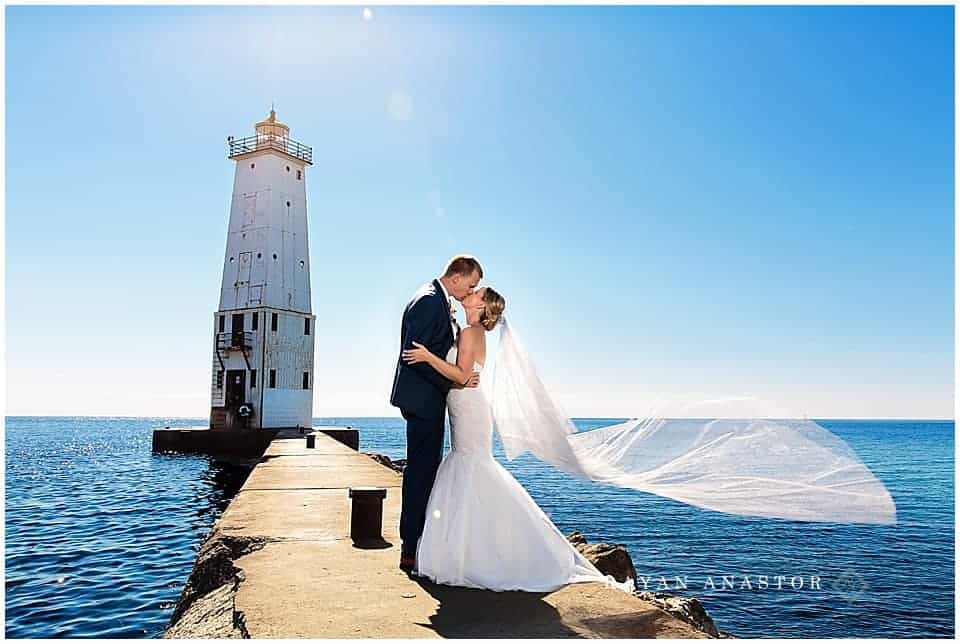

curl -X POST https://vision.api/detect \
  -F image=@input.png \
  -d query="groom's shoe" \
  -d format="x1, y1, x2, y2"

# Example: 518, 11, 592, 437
399, 552, 416, 574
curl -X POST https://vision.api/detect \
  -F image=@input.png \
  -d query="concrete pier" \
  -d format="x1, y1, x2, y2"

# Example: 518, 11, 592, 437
164, 430, 710, 639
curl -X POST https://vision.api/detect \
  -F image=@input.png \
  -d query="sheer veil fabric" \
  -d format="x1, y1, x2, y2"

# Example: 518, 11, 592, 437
489, 317, 897, 526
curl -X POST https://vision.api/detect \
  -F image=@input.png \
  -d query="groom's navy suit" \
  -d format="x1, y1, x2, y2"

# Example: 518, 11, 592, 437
391, 279, 457, 555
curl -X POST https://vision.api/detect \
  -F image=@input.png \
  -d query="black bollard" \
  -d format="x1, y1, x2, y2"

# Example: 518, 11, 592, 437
306, 433, 315, 448
348, 487, 387, 541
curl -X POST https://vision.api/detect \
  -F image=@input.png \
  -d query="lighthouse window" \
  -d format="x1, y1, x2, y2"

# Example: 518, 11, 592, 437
251, 312, 258, 330
229, 256, 235, 263
250, 369, 257, 388
296, 170, 302, 180
285, 165, 290, 172
250, 163, 255, 169
302, 371, 310, 390
286, 201, 291, 207
271, 312, 278, 332
216, 370, 224, 389
218, 315, 225, 332
299, 260, 305, 269
269, 369, 277, 389
304, 318, 311, 335
273, 253, 278, 260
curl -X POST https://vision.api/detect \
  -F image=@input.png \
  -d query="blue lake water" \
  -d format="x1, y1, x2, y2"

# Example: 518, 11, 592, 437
4, 416, 954, 638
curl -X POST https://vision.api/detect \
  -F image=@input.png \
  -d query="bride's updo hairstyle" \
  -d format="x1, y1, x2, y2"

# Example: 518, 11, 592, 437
480, 287, 506, 331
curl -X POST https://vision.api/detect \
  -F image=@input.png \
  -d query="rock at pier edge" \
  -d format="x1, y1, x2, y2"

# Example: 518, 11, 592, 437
565, 531, 733, 639
164, 435, 729, 638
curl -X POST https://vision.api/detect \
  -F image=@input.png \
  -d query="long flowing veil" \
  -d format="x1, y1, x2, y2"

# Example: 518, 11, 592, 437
489, 317, 897, 525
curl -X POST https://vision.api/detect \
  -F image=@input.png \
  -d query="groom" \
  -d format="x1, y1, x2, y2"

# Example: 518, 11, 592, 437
390, 255, 483, 573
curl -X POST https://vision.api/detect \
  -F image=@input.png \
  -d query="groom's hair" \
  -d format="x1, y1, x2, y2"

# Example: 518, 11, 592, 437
443, 255, 483, 279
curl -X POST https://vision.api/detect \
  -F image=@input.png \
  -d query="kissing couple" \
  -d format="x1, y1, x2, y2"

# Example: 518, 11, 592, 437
389, 255, 898, 593
389, 255, 618, 592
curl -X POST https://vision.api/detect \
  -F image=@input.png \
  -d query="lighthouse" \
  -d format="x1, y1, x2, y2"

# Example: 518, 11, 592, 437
210, 110, 316, 431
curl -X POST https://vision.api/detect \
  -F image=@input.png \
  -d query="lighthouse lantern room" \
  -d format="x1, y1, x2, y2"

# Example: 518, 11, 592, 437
211, 110, 316, 431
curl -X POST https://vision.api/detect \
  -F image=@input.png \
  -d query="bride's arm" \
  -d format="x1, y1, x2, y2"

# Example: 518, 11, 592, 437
404, 328, 481, 387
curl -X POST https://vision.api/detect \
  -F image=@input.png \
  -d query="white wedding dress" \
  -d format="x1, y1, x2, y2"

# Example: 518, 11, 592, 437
415, 345, 629, 593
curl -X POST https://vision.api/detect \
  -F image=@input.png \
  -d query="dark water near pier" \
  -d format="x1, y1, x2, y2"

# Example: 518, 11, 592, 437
4, 416, 954, 638
4, 417, 251, 638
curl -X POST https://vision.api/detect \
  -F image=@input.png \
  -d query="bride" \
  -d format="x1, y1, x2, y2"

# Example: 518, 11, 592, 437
402, 286, 626, 592
403, 286, 897, 592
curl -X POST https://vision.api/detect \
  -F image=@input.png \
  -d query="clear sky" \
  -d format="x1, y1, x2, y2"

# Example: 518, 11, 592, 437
5, 5, 955, 419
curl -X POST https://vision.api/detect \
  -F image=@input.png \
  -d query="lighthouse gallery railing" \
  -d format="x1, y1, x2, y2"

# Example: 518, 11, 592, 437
227, 134, 313, 165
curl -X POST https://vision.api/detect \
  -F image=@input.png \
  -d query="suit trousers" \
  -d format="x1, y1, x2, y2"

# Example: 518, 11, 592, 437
399, 409, 445, 555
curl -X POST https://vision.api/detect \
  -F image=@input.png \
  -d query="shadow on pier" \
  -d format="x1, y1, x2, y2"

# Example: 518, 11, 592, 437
412, 577, 581, 638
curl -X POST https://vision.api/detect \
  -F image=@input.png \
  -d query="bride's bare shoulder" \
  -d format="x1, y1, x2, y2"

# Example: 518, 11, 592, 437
458, 325, 485, 347
462, 324, 484, 337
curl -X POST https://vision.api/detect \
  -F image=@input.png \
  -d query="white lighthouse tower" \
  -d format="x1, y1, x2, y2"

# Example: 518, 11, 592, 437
210, 110, 316, 431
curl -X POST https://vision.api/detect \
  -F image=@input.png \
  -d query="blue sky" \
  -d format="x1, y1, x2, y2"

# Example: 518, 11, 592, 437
6, 5, 954, 418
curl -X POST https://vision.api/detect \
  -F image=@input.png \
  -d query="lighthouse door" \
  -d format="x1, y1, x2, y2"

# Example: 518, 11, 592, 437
225, 370, 246, 407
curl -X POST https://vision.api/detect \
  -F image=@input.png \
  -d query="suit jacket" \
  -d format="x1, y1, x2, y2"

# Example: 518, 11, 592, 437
390, 279, 457, 420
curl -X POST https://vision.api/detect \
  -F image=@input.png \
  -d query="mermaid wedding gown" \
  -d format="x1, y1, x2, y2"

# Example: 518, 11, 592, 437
415, 346, 628, 593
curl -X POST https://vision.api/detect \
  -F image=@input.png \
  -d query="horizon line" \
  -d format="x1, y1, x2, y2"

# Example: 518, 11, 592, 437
4, 414, 955, 422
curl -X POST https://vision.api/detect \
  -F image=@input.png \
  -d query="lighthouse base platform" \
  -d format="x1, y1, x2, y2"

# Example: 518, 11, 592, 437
152, 425, 359, 463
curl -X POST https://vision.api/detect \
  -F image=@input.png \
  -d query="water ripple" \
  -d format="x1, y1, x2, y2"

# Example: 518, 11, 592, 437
5, 417, 250, 639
